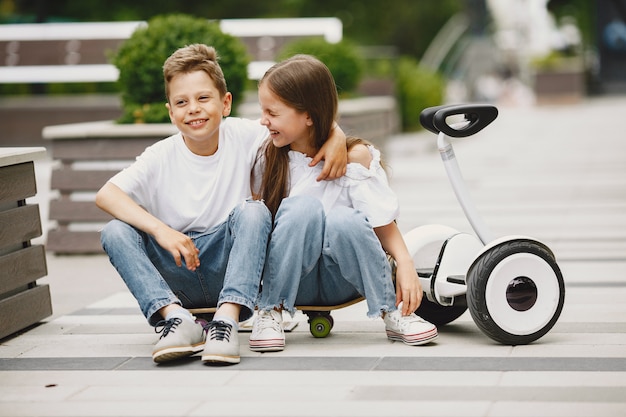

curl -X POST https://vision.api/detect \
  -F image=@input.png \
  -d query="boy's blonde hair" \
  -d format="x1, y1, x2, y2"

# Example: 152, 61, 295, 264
162, 44, 228, 101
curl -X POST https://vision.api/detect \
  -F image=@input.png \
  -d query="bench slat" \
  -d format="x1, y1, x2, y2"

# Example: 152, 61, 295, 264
0, 245, 47, 295
0, 65, 119, 83
46, 230, 103, 254
51, 169, 118, 193
0, 162, 37, 203
0, 21, 142, 41
0, 205, 42, 250
51, 138, 159, 161
50, 200, 112, 223
0, 39, 124, 66
0, 284, 53, 340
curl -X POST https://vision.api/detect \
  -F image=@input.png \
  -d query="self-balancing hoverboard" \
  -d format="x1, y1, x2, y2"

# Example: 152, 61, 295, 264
405, 103, 565, 345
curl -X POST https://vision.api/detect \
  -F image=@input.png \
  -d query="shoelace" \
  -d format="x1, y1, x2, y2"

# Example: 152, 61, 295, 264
257, 311, 282, 332
205, 320, 233, 342
154, 317, 182, 339
391, 313, 425, 330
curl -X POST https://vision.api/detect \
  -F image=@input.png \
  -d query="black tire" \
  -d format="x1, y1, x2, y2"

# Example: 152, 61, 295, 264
466, 240, 565, 345
415, 297, 467, 326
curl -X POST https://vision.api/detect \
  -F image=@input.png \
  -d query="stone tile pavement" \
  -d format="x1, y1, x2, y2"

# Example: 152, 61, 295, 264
1, 96, 626, 416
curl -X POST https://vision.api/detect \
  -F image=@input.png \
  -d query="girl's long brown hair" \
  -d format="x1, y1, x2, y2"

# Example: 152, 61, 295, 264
255, 55, 337, 218
254, 55, 376, 219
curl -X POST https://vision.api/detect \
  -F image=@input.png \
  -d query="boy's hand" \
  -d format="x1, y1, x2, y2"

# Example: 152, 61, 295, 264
154, 227, 200, 271
310, 151, 347, 181
311, 123, 347, 181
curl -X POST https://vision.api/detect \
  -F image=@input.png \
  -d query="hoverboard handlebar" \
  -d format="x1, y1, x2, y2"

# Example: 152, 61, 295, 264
420, 104, 498, 138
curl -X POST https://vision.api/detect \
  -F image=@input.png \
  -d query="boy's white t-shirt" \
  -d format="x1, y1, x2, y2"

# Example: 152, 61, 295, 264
253, 144, 399, 228
109, 117, 267, 233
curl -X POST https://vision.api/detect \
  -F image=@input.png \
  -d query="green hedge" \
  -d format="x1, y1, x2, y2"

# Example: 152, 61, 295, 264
111, 14, 249, 123
394, 57, 445, 131
278, 37, 364, 96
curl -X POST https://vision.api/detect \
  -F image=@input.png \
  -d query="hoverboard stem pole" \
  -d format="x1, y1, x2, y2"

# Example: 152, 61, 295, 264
437, 131, 495, 245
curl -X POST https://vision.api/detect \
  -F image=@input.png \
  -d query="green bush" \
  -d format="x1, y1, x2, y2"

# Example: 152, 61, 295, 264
278, 37, 364, 96
111, 14, 249, 123
394, 57, 445, 131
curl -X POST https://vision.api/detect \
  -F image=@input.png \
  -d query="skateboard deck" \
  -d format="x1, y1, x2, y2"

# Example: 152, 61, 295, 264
189, 296, 364, 316
189, 296, 365, 335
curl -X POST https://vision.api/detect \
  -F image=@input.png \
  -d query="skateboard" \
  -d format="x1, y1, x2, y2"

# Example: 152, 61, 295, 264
188, 296, 365, 338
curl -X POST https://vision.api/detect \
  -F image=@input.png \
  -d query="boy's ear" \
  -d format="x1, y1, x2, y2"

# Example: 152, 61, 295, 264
222, 92, 233, 117
165, 102, 174, 123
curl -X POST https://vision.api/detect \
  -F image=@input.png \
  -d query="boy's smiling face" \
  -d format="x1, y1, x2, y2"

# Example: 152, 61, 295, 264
166, 70, 232, 156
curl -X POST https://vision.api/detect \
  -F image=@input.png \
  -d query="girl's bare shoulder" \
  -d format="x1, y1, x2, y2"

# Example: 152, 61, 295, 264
347, 143, 373, 168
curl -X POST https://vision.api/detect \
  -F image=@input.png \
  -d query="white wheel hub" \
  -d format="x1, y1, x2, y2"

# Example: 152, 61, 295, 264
485, 253, 561, 335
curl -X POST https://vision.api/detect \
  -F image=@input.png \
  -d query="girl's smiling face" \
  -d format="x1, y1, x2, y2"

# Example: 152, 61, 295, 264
166, 70, 232, 156
258, 82, 314, 156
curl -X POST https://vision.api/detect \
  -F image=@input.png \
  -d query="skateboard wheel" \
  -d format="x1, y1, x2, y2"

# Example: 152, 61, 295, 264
309, 315, 333, 338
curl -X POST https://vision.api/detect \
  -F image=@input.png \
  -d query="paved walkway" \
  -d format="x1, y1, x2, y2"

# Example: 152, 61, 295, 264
1, 96, 626, 416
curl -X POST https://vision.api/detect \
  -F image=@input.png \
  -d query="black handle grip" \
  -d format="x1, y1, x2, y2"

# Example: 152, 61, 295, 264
420, 104, 498, 137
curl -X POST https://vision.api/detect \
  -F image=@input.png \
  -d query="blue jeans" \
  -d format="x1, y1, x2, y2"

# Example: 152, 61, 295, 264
100, 200, 271, 326
257, 195, 396, 318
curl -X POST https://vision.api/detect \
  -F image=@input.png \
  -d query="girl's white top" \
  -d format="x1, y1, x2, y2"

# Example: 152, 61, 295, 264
109, 117, 267, 233
255, 144, 399, 228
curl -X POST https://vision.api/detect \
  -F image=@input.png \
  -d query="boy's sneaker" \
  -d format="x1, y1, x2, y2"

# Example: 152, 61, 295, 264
201, 320, 240, 365
249, 309, 285, 352
152, 318, 206, 363
383, 310, 438, 346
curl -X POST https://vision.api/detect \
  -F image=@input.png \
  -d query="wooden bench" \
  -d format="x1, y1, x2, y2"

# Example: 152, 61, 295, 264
0, 147, 51, 339
0, 17, 343, 83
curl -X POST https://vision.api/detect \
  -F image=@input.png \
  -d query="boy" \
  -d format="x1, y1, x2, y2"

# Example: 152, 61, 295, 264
96, 44, 346, 365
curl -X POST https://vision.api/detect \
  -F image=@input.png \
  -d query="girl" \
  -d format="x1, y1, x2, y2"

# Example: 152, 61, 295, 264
251, 55, 437, 351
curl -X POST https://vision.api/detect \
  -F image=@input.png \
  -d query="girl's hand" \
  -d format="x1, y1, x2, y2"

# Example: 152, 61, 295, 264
394, 261, 423, 315
373, 222, 423, 316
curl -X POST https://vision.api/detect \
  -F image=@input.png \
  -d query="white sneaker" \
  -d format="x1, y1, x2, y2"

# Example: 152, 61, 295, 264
201, 320, 240, 365
249, 309, 285, 352
152, 318, 206, 363
384, 310, 438, 346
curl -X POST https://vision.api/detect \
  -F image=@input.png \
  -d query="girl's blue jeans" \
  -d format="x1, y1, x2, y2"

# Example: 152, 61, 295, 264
257, 195, 396, 318
100, 200, 272, 326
